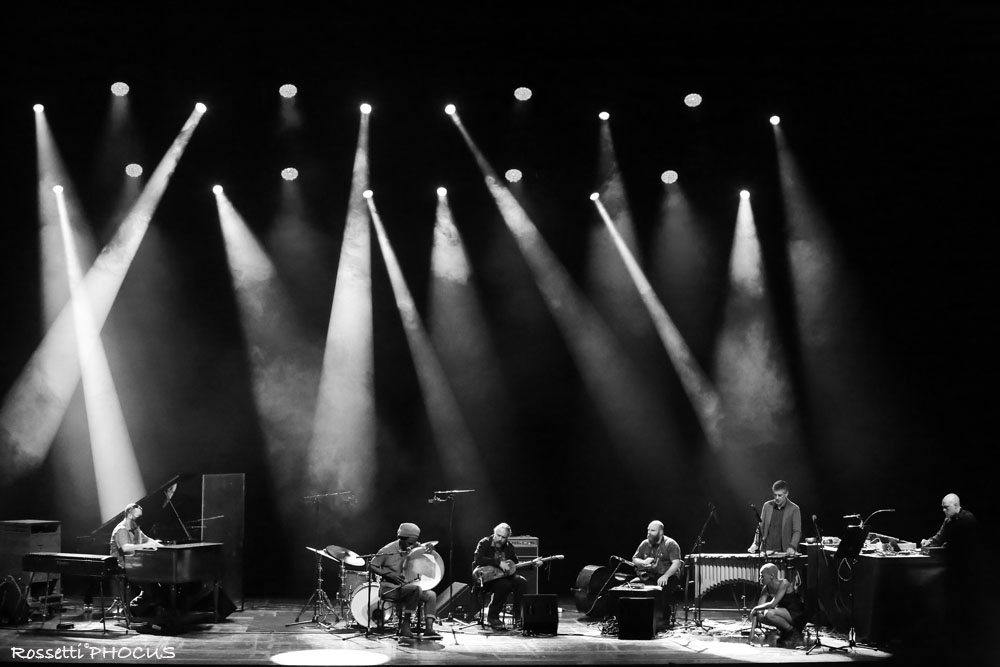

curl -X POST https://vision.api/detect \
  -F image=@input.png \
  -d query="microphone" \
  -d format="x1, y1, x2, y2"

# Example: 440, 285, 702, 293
812, 514, 823, 540
843, 513, 861, 520
610, 555, 634, 567
428, 497, 445, 504
709, 502, 720, 525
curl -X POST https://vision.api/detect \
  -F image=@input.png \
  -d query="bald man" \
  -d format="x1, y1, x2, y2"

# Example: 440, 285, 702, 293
632, 520, 684, 589
921, 493, 979, 555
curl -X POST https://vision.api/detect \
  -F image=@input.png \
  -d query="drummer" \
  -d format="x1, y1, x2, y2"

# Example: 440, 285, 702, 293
370, 522, 441, 640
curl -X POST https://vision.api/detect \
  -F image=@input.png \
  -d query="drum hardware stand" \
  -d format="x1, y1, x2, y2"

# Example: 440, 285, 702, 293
286, 547, 339, 628
427, 489, 474, 623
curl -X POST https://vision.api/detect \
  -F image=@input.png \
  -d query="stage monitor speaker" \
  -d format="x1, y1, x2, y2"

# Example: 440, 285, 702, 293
437, 582, 476, 620
510, 535, 539, 594
521, 594, 558, 635
617, 596, 655, 640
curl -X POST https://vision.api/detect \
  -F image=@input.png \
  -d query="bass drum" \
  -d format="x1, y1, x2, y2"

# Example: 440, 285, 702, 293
350, 583, 395, 628
572, 564, 629, 617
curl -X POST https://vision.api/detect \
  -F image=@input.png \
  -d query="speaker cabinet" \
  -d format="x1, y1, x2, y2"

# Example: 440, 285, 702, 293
521, 593, 558, 634
0, 520, 62, 604
509, 535, 539, 594
437, 582, 476, 620
618, 596, 655, 639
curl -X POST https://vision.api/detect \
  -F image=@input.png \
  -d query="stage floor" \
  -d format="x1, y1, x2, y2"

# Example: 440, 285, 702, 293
1, 595, 903, 664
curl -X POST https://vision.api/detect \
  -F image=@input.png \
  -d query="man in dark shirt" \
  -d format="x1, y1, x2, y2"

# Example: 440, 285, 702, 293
919, 493, 984, 660
921, 493, 979, 560
472, 522, 541, 631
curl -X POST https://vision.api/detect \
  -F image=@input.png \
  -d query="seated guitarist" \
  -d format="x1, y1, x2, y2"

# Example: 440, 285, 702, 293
631, 520, 684, 594
472, 522, 542, 630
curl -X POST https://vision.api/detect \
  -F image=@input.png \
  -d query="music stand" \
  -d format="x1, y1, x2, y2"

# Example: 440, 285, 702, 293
807, 524, 875, 654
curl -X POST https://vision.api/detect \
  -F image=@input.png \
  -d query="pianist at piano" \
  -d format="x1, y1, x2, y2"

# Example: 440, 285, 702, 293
109, 503, 164, 615
110, 503, 163, 565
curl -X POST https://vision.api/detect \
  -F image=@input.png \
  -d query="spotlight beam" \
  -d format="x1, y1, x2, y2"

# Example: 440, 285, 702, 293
0, 107, 206, 483
308, 111, 376, 506
54, 189, 144, 520
592, 198, 723, 448
367, 196, 494, 504
448, 112, 678, 473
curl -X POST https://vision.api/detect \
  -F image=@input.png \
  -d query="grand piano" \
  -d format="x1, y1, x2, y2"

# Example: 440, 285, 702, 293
77, 473, 244, 622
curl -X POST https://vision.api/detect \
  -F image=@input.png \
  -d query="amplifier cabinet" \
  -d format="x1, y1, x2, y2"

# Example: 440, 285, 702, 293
509, 536, 539, 595
1, 520, 62, 599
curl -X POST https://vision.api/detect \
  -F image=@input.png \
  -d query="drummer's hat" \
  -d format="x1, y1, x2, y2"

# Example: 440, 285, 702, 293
397, 522, 421, 538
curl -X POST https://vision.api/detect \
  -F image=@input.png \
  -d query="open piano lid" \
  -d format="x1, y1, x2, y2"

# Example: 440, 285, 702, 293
83, 474, 205, 548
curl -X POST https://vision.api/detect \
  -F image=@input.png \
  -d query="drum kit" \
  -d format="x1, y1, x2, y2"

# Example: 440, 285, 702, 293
287, 540, 445, 634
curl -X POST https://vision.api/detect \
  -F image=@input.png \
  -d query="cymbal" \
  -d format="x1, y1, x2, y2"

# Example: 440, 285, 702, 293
305, 546, 338, 561
326, 544, 364, 567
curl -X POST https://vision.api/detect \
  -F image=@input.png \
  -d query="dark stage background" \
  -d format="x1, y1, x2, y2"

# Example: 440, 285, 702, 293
1, 4, 997, 601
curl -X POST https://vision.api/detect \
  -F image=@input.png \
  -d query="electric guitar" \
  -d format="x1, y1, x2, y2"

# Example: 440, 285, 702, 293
472, 555, 564, 584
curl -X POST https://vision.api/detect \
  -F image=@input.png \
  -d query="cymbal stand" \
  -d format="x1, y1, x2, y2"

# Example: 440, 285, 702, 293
286, 548, 338, 628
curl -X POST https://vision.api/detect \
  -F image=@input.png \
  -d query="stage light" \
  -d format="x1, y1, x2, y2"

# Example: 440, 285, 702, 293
360, 103, 372, 114
589, 192, 600, 201
740, 189, 750, 200
281, 167, 299, 181
770, 115, 781, 126
213, 185, 223, 195
445, 104, 456, 115
125, 163, 143, 178
514, 86, 532, 101
661, 170, 679, 185
195, 102, 207, 114
504, 168, 522, 184
279, 84, 298, 99
110, 82, 130, 97
33, 104, 43, 113
598, 111, 610, 120
436, 187, 447, 197
52, 185, 63, 194
684, 93, 703, 108
363, 189, 373, 199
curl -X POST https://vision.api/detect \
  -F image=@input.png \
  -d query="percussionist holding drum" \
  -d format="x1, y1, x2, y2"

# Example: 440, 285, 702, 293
370, 522, 442, 640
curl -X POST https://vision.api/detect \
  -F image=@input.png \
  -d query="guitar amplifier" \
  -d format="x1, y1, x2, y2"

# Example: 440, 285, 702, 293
510, 536, 539, 595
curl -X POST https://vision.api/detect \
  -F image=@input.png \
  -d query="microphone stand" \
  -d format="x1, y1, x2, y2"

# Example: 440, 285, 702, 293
428, 489, 474, 623
585, 557, 630, 618
749, 504, 764, 553
685, 503, 717, 627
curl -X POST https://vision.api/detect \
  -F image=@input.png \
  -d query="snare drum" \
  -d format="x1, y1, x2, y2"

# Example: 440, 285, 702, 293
350, 583, 394, 628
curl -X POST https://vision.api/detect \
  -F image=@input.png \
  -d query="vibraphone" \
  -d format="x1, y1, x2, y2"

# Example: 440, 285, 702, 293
684, 552, 806, 623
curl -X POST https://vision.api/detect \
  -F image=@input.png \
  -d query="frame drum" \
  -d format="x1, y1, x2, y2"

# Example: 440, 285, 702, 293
403, 550, 445, 590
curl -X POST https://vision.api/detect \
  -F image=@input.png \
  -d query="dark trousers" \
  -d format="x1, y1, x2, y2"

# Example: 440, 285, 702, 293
485, 574, 527, 620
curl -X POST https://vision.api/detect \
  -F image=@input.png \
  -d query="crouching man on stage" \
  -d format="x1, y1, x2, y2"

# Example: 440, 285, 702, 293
370, 522, 441, 640
750, 562, 806, 646
110, 502, 164, 615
